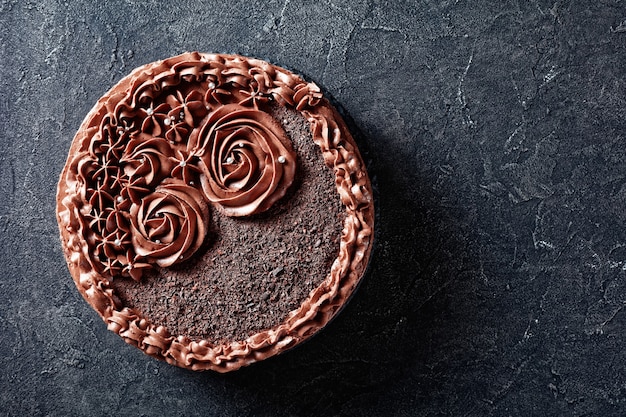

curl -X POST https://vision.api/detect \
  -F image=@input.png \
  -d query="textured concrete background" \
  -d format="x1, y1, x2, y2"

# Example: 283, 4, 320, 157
2, 0, 626, 416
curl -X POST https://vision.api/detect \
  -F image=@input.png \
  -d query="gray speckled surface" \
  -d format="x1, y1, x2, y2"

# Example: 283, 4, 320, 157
2, 0, 626, 415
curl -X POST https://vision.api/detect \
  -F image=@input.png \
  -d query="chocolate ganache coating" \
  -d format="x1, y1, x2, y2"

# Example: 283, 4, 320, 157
57, 52, 374, 372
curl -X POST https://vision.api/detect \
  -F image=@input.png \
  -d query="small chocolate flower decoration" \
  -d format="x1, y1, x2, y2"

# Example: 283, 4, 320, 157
204, 76, 232, 108
100, 255, 125, 278
164, 118, 191, 144
86, 207, 111, 234
140, 102, 171, 137
105, 203, 131, 233
122, 250, 152, 282
166, 90, 207, 127
91, 158, 118, 186
238, 81, 272, 109
109, 168, 128, 191
120, 176, 151, 205
87, 181, 114, 212
91, 120, 128, 161
113, 102, 142, 138
170, 150, 202, 186
97, 228, 131, 262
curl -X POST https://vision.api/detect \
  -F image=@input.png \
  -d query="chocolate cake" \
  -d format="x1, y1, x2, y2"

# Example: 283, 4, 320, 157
56, 52, 374, 372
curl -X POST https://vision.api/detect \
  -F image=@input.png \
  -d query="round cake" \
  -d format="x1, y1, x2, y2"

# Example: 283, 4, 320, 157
56, 52, 374, 372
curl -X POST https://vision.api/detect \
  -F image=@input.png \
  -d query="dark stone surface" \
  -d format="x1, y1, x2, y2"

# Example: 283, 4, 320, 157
2, 0, 626, 415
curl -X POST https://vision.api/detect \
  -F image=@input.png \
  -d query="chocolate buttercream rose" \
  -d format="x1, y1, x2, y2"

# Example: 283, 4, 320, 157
192, 104, 296, 216
120, 137, 175, 187
129, 181, 209, 267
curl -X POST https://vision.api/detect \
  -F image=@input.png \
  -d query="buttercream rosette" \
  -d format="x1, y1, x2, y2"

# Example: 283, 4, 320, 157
130, 181, 208, 267
192, 104, 296, 217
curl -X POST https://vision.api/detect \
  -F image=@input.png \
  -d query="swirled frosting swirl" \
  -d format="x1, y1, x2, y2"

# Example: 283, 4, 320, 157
130, 181, 208, 267
120, 137, 175, 187
193, 104, 296, 216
